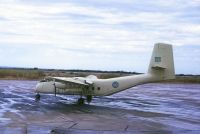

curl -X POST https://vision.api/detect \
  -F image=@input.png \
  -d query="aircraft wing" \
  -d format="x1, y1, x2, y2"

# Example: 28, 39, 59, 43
46, 77, 89, 86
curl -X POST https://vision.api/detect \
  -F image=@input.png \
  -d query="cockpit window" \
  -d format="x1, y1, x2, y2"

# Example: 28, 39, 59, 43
40, 79, 47, 82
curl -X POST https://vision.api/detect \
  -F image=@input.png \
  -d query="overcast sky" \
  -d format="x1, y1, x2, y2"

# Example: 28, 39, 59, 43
0, 0, 200, 74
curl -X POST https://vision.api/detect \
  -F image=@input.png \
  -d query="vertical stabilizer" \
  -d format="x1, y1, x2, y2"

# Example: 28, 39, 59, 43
148, 43, 175, 80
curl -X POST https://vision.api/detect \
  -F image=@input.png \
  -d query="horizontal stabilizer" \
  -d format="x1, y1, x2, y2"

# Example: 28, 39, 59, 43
152, 65, 166, 69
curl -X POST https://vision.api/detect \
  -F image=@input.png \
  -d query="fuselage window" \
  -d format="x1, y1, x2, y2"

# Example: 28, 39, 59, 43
97, 87, 100, 90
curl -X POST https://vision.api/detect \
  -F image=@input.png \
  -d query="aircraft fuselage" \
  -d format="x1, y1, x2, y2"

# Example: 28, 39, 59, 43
36, 74, 160, 96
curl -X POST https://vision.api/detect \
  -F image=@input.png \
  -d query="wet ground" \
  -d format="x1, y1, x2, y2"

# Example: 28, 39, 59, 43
0, 80, 200, 134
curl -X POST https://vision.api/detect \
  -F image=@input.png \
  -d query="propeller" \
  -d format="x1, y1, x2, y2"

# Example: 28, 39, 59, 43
53, 79, 56, 97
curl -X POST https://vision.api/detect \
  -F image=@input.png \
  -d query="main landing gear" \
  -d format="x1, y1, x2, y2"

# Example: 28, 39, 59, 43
35, 93, 40, 101
77, 95, 93, 105
77, 97, 85, 105
86, 95, 92, 104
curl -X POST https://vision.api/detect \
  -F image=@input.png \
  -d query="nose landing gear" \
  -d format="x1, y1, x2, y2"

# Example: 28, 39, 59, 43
35, 93, 40, 101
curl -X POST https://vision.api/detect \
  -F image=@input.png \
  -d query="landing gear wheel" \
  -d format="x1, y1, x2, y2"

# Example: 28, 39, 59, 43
35, 93, 40, 101
86, 95, 92, 104
77, 98, 85, 105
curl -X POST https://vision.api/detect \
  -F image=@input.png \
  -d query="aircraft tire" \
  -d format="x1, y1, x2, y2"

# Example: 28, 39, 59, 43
86, 95, 92, 104
35, 93, 40, 101
77, 98, 85, 105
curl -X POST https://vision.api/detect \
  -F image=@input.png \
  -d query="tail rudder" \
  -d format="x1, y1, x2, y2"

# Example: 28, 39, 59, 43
148, 43, 175, 80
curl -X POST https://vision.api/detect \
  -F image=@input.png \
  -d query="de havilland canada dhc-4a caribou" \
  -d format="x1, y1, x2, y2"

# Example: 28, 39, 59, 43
35, 43, 175, 104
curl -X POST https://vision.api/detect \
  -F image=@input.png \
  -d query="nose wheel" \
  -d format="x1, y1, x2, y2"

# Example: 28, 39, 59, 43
35, 93, 40, 101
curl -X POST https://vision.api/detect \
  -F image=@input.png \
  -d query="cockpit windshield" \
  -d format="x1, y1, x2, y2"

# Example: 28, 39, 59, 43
39, 79, 49, 82
39, 78, 53, 82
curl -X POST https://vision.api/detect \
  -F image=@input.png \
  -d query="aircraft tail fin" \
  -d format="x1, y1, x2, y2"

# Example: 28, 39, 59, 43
148, 43, 175, 80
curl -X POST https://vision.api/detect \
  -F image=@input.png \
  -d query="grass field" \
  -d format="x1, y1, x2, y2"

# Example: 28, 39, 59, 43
0, 69, 44, 80
0, 68, 199, 83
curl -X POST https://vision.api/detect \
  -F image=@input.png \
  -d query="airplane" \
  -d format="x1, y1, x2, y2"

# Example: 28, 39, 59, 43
35, 43, 175, 104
